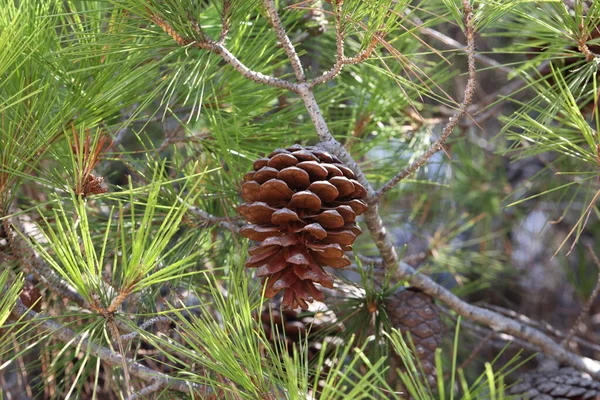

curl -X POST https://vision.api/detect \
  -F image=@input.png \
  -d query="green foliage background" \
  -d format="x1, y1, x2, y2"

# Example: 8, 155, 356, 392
1, 0, 600, 399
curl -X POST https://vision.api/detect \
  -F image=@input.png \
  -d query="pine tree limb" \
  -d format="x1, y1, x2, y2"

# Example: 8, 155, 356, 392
128, 380, 162, 400
121, 316, 171, 343
308, 0, 378, 88
264, 0, 306, 82
410, 15, 513, 74
371, 1, 476, 204
6, 217, 87, 308
11, 300, 203, 395
149, 12, 300, 92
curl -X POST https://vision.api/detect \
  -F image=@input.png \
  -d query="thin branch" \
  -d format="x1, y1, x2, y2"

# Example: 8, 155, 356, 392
150, 12, 300, 92
442, 307, 541, 354
305, 1, 380, 88
562, 245, 600, 347
6, 217, 87, 308
219, 0, 231, 44
309, 35, 378, 88
445, 331, 494, 379
264, 0, 306, 82
371, 2, 477, 204
411, 16, 513, 75
180, 196, 241, 233
11, 300, 203, 395
481, 302, 600, 354
128, 380, 162, 400
121, 316, 172, 343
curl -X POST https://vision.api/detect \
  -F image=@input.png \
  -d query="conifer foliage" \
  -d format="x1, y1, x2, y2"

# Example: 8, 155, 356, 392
1, 0, 600, 399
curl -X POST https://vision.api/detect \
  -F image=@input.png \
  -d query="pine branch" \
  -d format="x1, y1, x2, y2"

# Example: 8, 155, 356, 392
121, 315, 171, 342
11, 300, 203, 395
410, 15, 513, 74
149, 12, 300, 92
264, 0, 305, 82
308, 0, 379, 88
6, 217, 87, 308
371, 1, 477, 203
219, 0, 231, 44
128, 381, 162, 400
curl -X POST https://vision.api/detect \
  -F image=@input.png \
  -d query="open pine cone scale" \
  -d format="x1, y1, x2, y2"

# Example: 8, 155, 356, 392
239, 145, 368, 309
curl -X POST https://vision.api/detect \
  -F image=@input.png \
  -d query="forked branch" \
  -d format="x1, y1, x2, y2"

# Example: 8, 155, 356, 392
309, 1, 379, 88
149, 12, 300, 92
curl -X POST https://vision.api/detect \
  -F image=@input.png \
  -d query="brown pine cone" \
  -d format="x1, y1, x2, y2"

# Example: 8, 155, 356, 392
239, 144, 367, 309
508, 367, 600, 399
386, 287, 443, 385
20, 277, 42, 312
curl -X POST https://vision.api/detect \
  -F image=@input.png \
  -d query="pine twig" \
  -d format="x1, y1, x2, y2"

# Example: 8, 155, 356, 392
561, 244, 600, 347
481, 302, 600, 353
371, 1, 477, 204
308, 1, 378, 88
11, 300, 203, 395
128, 380, 162, 400
264, 0, 306, 82
445, 331, 494, 379
410, 16, 513, 75
107, 316, 132, 398
219, 0, 231, 44
121, 316, 171, 343
179, 196, 241, 233
6, 217, 87, 308
149, 12, 300, 92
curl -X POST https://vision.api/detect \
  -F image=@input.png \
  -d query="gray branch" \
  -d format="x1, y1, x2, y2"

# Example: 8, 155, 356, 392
12, 300, 203, 395
264, 0, 306, 82
7, 216, 87, 308
371, 2, 477, 203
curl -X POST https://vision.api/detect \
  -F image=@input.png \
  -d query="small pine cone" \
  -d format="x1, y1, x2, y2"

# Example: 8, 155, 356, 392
20, 276, 42, 312
239, 145, 368, 309
82, 173, 108, 197
386, 287, 443, 385
508, 367, 600, 400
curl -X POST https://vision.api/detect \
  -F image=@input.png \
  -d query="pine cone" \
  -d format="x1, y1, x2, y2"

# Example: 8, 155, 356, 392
239, 144, 368, 309
386, 287, 443, 385
20, 276, 42, 312
508, 367, 600, 399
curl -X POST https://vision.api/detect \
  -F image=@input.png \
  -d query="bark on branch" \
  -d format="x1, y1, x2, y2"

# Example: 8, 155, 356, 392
11, 300, 202, 395
371, 2, 477, 203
